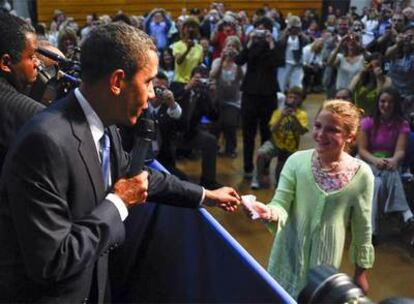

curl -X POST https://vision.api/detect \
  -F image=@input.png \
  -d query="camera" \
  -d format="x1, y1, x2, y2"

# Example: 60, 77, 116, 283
298, 265, 372, 304
255, 29, 267, 38
224, 49, 237, 58
285, 103, 295, 109
199, 78, 209, 85
154, 86, 165, 97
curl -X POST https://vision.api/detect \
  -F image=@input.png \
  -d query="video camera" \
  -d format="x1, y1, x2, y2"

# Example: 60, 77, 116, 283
30, 47, 81, 104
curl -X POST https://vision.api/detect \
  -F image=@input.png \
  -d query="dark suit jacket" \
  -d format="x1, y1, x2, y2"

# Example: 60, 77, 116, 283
0, 92, 203, 303
0, 77, 45, 170
234, 41, 284, 96
172, 86, 218, 140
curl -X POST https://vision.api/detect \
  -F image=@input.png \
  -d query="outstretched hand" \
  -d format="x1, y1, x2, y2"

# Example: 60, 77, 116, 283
204, 187, 241, 212
243, 201, 272, 220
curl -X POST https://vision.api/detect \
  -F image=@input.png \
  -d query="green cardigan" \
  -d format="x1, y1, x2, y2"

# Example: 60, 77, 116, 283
267, 149, 375, 298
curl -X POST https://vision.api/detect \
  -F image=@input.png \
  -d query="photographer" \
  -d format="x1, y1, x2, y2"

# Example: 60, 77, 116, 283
327, 32, 365, 91
210, 15, 240, 60
171, 17, 203, 85
349, 52, 392, 116
367, 12, 406, 55
149, 71, 187, 180
172, 66, 220, 189
234, 16, 284, 178
200, 8, 220, 40
144, 8, 172, 52
302, 38, 324, 93
277, 15, 310, 92
250, 87, 308, 189
210, 35, 244, 158
385, 24, 414, 116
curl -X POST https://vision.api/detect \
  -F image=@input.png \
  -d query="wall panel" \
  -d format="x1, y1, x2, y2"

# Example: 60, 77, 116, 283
37, 0, 322, 26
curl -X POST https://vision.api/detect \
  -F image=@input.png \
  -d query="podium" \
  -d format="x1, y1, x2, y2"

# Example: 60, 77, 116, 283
110, 160, 295, 303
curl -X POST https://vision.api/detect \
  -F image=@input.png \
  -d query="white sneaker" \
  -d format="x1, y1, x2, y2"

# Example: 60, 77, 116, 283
250, 177, 260, 189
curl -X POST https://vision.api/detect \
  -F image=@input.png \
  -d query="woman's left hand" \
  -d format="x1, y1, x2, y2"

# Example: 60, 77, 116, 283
354, 271, 369, 295
385, 158, 398, 170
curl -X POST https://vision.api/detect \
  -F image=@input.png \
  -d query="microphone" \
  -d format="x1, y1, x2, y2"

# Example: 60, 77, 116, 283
127, 114, 156, 177
36, 47, 79, 69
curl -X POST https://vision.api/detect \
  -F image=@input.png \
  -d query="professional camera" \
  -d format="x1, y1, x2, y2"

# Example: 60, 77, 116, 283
298, 265, 372, 304
298, 265, 414, 304
30, 47, 81, 104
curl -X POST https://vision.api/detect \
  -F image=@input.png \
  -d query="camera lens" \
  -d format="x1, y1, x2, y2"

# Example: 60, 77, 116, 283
154, 86, 164, 97
298, 265, 372, 304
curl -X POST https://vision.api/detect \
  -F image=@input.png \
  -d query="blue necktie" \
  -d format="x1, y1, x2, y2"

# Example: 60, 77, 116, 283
100, 130, 111, 189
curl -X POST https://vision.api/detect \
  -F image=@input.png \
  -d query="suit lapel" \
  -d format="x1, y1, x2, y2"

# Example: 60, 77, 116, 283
67, 94, 105, 203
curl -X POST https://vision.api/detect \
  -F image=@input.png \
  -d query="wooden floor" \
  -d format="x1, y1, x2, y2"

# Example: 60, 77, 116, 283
176, 93, 414, 302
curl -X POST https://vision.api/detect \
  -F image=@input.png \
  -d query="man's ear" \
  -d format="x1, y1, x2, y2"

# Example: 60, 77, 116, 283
0, 54, 13, 73
109, 69, 126, 96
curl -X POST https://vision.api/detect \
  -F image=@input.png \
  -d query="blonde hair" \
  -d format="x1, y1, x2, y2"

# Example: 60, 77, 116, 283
224, 35, 242, 51
318, 99, 364, 147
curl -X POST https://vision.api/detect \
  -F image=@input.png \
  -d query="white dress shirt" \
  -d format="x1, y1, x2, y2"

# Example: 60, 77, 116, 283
75, 88, 128, 221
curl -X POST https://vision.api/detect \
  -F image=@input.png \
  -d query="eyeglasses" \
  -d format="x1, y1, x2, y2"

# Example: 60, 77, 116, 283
392, 19, 404, 22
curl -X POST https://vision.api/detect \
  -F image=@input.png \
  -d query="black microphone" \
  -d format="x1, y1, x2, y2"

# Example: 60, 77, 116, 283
127, 115, 156, 177
36, 47, 79, 69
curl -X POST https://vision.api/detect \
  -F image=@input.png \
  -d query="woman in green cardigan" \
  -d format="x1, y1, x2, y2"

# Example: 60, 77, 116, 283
247, 100, 375, 298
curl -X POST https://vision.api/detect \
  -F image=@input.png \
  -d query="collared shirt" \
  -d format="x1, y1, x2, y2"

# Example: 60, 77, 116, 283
74, 88, 128, 221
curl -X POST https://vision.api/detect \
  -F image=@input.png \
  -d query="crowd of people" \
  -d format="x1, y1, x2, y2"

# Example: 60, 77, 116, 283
0, 0, 414, 302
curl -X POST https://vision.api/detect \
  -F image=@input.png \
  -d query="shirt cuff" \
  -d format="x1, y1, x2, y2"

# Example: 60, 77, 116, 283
106, 193, 129, 221
199, 187, 206, 206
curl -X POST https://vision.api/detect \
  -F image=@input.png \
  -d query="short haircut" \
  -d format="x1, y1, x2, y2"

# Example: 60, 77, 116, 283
0, 12, 35, 63
80, 22, 156, 84
156, 70, 169, 82
191, 65, 209, 78
253, 16, 273, 31
287, 86, 304, 98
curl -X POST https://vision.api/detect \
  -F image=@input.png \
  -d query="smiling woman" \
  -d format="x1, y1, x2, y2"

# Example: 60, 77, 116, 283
244, 99, 374, 299
358, 87, 414, 247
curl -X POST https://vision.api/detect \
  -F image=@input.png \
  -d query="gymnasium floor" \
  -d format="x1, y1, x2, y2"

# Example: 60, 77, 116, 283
176, 93, 414, 302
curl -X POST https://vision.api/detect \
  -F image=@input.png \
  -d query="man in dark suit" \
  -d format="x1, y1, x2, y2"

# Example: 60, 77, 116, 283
0, 22, 240, 303
0, 12, 45, 170
172, 66, 220, 189
234, 16, 284, 178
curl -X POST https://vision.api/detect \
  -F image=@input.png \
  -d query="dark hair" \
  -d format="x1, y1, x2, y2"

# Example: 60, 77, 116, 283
159, 48, 174, 71
334, 88, 353, 101
372, 87, 404, 133
191, 65, 209, 78
81, 23, 156, 84
360, 52, 383, 88
254, 16, 273, 31
0, 12, 35, 63
57, 27, 78, 54
156, 70, 169, 82
112, 13, 132, 25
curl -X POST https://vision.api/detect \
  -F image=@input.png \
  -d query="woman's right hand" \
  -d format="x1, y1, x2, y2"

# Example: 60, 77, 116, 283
243, 201, 274, 221
374, 158, 387, 170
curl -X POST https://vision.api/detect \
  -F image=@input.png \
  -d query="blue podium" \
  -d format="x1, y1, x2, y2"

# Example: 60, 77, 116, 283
109, 160, 295, 303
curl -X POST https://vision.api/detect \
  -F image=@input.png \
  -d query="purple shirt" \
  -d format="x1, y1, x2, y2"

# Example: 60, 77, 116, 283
361, 117, 410, 155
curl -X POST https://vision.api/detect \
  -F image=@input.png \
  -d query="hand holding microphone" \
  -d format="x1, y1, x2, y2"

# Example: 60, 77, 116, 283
114, 114, 156, 207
